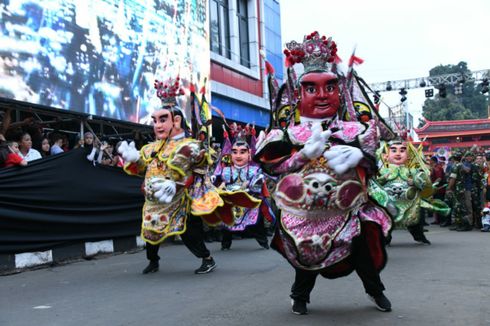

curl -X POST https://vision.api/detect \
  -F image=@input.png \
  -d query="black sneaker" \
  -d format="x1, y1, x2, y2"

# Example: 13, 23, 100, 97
368, 293, 392, 312
221, 243, 231, 250
291, 299, 308, 315
142, 261, 159, 274
257, 239, 270, 249
195, 258, 216, 274
414, 236, 431, 245
456, 225, 473, 232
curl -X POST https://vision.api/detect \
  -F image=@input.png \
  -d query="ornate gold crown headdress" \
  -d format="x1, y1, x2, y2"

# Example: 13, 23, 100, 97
284, 31, 339, 73
154, 77, 185, 107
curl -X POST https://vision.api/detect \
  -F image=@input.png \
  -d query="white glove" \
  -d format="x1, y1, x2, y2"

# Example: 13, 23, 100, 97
300, 123, 332, 160
323, 145, 363, 175
86, 147, 97, 161
118, 141, 140, 163
153, 179, 177, 204
255, 130, 266, 149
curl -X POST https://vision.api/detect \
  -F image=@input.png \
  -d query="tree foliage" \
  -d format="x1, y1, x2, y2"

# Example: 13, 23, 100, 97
421, 61, 489, 124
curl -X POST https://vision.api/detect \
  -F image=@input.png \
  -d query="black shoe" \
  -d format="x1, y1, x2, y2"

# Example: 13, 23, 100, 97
257, 240, 270, 249
440, 221, 451, 227
414, 236, 431, 245
195, 258, 216, 274
221, 241, 231, 250
368, 293, 392, 312
449, 225, 460, 231
291, 299, 308, 315
142, 261, 159, 274
456, 225, 472, 232
385, 234, 392, 246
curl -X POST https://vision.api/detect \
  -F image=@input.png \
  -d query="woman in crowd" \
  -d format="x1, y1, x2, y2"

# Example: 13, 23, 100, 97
39, 136, 51, 158
17, 132, 42, 162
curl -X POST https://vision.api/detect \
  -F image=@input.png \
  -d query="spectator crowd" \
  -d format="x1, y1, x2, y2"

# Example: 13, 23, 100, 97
0, 108, 146, 169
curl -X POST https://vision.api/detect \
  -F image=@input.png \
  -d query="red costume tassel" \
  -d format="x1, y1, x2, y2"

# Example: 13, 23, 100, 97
189, 83, 196, 93
265, 61, 275, 75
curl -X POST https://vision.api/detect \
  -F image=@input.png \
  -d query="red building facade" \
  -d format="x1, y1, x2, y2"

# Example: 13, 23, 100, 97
415, 118, 490, 152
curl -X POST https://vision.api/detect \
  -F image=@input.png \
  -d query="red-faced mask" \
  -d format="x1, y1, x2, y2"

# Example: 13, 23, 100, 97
298, 72, 340, 119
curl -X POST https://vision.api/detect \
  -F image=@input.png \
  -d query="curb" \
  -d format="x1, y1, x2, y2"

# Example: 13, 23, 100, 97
0, 236, 145, 275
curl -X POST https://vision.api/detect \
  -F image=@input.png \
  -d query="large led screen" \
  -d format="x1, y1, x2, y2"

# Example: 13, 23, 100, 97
0, 0, 210, 124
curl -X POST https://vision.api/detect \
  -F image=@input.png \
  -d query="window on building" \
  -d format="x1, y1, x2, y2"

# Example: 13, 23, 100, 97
209, 0, 231, 59
236, 0, 250, 68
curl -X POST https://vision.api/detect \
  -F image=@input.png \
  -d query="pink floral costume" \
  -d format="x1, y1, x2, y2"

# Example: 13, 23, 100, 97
255, 119, 392, 276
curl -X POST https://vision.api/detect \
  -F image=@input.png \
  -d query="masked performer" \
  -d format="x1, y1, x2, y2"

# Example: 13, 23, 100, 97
214, 125, 274, 250
371, 138, 450, 244
118, 77, 223, 275
254, 32, 393, 315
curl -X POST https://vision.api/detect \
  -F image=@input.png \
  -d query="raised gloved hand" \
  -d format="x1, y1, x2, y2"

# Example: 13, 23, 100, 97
118, 141, 140, 163
323, 145, 363, 175
300, 123, 332, 160
255, 130, 266, 149
153, 179, 177, 204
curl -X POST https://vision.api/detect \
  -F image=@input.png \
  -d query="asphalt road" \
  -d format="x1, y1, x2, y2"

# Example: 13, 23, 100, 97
1, 226, 490, 326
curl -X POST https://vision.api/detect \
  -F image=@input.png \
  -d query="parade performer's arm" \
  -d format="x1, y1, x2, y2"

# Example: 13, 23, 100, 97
248, 167, 267, 195
118, 140, 146, 176
323, 120, 378, 176
376, 167, 389, 185
411, 168, 431, 191
265, 123, 331, 175
167, 139, 208, 188
148, 140, 209, 205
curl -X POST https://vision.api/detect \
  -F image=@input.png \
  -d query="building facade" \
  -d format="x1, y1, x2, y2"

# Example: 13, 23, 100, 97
208, 0, 283, 129
415, 118, 490, 152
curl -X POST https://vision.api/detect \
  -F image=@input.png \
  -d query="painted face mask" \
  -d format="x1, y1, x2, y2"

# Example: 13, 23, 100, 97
299, 72, 340, 119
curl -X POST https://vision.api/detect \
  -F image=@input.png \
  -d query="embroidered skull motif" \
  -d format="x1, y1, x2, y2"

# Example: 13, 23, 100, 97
303, 172, 337, 207
386, 182, 405, 200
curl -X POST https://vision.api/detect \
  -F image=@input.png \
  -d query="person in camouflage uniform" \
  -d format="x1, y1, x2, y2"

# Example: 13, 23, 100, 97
471, 153, 484, 229
447, 151, 472, 231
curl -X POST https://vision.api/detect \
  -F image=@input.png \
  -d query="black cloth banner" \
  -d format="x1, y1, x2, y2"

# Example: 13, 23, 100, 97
0, 148, 144, 254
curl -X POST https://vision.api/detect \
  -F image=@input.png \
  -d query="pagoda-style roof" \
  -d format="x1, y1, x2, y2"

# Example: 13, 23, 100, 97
415, 118, 490, 138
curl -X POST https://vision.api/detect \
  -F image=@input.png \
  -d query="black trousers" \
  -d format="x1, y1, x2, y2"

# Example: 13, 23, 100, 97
222, 214, 268, 247
146, 214, 210, 262
290, 232, 385, 303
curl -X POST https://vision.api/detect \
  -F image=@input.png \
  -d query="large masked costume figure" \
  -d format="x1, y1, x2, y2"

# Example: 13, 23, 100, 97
213, 124, 274, 250
118, 77, 226, 275
371, 139, 450, 244
254, 32, 393, 315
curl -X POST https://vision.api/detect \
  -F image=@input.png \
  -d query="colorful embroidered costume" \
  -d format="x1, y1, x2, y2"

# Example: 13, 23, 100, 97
119, 77, 223, 274
370, 140, 450, 244
213, 125, 274, 249
254, 31, 394, 314
257, 119, 391, 271
124, 137, 222, 245
218, 164, 264, 232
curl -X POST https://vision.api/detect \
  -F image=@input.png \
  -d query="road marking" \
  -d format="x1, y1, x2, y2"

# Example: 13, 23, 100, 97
33, 306, 52, 309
